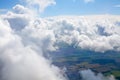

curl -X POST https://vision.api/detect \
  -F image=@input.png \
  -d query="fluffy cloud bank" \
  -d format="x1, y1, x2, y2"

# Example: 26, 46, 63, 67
80, 69, 116, 80
16, 15, 120, 53
2, 4, 120, 53
44, 15, 120, 52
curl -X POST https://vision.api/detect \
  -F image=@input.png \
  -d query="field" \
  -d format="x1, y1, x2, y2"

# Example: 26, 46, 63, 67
49, 44, 120, 80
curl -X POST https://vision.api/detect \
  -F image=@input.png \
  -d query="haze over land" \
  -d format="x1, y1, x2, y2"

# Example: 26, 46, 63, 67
0, 0, 120, 80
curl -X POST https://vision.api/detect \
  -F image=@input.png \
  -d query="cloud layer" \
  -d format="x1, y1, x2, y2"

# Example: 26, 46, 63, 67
2, 4, 120, 53
15, 14, 120, 53
46, 15, 120, 52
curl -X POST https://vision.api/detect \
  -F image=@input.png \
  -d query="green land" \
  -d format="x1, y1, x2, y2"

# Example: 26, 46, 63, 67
50, 45, 120, 80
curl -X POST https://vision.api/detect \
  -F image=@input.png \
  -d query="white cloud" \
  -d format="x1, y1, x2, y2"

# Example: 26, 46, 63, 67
2, 5, 35, 31
2, 6, 120, 53
0, 4, 66, 80
80, 69, 116, 80
42, 15, 120, 52
24, 0, 56, 13
0, 16, 67, 80
12, 4, 34, 14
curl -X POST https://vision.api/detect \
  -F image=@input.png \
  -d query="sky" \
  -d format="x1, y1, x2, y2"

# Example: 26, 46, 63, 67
0, 0, 120, 17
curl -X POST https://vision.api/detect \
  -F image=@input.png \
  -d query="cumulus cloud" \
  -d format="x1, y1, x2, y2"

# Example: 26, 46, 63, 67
0, 3, 66, 80
2, 4, 34, 31
2, 5, 120, 53
0, 16, 66, 80
12, 4, 34, 14
80, 69, 116, 80
42, 15, 120, 52
3, 6, 120, 53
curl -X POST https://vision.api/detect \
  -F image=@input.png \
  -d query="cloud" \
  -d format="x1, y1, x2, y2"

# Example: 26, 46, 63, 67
80, 69, 116, 80
2, 4, 35, 31
0, 16, 67, 80
114, 5, 120, 8
84, 0, 94, 3
0, 4, 66, 80
3, 6, 120, 53
42, 15, 120, 52
12, 4, 34, 14
24, 0, 56, 13
0, 3, 120, 80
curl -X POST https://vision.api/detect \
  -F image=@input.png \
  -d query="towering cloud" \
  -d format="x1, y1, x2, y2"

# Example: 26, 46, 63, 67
0, 2, 66, 80
0, 16, 66, 80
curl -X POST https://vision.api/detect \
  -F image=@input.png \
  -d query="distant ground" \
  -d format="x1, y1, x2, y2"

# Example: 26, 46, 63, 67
49, 44, 120, 80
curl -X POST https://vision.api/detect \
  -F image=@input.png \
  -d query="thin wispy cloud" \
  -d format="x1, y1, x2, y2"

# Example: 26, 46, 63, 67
0, 9, 8, 13
73, 0, 95, 3
84, 0, 94, 3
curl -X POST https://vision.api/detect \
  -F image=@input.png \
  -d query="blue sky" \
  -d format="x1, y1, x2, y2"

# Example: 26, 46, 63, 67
0, 0, 120, 17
